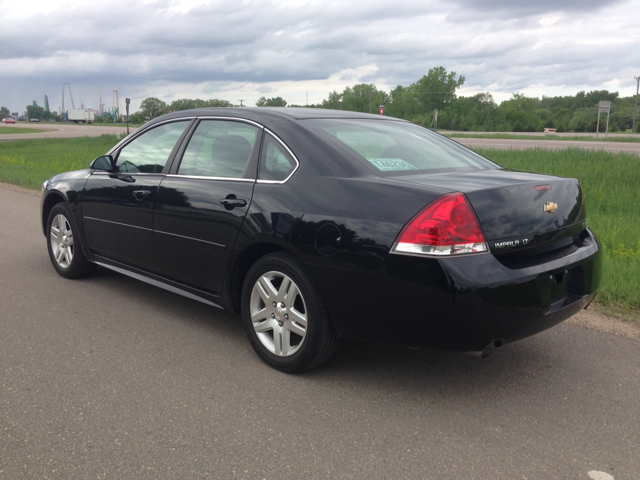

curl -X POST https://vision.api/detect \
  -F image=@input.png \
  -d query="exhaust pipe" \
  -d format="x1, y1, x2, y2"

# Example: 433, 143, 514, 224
464, 342, 495, 359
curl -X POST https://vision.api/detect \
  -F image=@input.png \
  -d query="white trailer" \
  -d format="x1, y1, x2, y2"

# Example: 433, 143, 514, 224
67, 109, 95, 124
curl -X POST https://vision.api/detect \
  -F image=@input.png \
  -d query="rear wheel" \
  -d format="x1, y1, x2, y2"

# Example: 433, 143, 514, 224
46, 203, 96, 279
241, 252, 338, 372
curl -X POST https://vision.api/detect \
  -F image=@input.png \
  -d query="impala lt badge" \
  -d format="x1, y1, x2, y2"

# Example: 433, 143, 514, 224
494, 237, 530, 250
544, 202, 558, 213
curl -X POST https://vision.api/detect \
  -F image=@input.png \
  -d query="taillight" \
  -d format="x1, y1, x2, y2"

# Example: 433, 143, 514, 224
392, 193, 488, 256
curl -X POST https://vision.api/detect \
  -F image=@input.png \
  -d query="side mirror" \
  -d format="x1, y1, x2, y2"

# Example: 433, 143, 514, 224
90, 155, 115, 171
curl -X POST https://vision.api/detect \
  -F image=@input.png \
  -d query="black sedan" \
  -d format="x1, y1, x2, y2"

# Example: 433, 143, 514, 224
41, 108, 602, 371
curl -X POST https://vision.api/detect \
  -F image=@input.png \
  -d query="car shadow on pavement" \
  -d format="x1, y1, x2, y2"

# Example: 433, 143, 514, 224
83, 265, 594, 403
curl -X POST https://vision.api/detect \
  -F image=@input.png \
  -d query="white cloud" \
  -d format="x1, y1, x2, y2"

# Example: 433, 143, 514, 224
0, 0, 638, 113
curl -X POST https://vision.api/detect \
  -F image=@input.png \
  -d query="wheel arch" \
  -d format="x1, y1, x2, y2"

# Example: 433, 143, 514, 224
41, 191, 67, 236
228, 242, 289, 314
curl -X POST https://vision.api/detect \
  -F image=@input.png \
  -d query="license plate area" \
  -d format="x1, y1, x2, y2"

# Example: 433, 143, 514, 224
544, 266, 586, 314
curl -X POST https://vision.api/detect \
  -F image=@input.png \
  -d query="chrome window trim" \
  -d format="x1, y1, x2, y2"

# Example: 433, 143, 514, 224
90, 171, 166, 177
257, 128, 300, 184
106, 117, 196, 156
194, 116, 265, 130
84, 216, 152, 231
171, 116, 264, 181
154, 229, 226, 248
166, 174, 255, 183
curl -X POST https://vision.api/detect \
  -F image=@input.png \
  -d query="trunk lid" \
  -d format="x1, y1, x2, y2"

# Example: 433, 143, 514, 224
395, 168, 588, 266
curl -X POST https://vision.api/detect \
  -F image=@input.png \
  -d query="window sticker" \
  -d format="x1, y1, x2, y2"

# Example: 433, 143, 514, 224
366, 158, 417, 171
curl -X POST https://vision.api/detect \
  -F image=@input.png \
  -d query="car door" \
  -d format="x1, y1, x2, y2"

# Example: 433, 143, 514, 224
82, 120, 192, 273
153, 118, 261, 294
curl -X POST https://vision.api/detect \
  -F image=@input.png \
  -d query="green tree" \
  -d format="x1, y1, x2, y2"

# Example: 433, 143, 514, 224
256, 96, 288, 107
340, 84, 388, 114
137, 97, 167, 119
321, 91, 343, 110
405, 67, 465, 117
496, 94, 541, 132
0, 106, 9, 119
26, 104, 44, 120
204, 99, 232, 107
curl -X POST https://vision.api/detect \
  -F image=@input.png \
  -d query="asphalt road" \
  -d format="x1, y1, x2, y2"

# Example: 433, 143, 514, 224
0, 122, 133, 141
451, 137, 640, 155
2, 187, 639, 479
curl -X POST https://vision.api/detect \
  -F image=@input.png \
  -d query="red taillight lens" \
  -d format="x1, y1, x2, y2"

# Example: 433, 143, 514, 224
392, 193, 488, 256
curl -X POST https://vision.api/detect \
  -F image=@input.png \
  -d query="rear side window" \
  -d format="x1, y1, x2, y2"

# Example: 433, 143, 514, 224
258, 133, 297, 182
178, 120, 260, 178
305, 119, 497, 176
116, 121, 189, 174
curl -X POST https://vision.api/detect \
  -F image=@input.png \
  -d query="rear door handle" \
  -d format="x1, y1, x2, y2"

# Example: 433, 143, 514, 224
220, 195, 247, 209
133, 190, 151, 201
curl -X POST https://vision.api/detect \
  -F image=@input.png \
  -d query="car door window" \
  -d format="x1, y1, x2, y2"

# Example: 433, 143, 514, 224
258, 133, 297, 182
116, 121, 190, 174
178, 120, 260, 178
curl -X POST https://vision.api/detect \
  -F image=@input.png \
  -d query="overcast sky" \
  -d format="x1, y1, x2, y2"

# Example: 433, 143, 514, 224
1, 0, 639, 114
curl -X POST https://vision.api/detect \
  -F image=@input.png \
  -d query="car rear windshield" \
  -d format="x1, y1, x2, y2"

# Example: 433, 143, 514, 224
304, 119, 498, 176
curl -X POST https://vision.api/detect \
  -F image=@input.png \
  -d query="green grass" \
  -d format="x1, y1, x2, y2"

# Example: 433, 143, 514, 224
475, 147, 640, 311
0, 137, 637, 312
446, 133, 640, 143
0, 135, 121, 189
0, 127, 52, 134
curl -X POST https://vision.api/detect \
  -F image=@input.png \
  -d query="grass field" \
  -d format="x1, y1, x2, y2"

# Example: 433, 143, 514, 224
0, 135, 120, 189
0, 127, 52, 135
0, 137, 637, 311
446, 133, 640, 143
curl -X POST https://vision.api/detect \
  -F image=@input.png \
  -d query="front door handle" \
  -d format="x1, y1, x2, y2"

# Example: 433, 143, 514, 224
220, 195, 247, 209
133, 190, 151, 201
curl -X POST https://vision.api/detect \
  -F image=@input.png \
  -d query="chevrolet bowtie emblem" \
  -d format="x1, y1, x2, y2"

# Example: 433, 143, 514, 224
544, 202, 558, 213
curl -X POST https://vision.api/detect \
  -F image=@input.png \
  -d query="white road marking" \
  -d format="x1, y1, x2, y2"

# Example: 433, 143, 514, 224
588, 471, 615, 480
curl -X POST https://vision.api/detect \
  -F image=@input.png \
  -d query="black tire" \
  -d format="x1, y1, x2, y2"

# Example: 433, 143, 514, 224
241, 252, 339, 372
46, 203, 96, 279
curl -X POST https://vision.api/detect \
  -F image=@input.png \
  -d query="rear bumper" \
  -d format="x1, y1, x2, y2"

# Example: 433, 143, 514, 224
309, 229, 602, 351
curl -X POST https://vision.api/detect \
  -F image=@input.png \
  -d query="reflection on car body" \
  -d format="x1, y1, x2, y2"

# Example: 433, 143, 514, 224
40, 108, 602, 372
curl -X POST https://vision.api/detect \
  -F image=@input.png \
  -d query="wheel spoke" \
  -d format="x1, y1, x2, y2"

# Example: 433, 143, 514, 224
280, 328, 291, 356
50, 224, 60, 240
284, 280, 299, 304
251, 306, 268, 323
288, 307, 307, 329
287, 320, 306, 338
55, 246, 65, 263
257, 275, 278, 303
254, 318, 275, 333
273, 328, 283, 355
277, 276, 291, 301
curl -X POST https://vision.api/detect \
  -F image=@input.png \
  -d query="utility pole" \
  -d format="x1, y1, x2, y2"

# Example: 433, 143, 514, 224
633, 76, 639, 133
238, 99, 244, 107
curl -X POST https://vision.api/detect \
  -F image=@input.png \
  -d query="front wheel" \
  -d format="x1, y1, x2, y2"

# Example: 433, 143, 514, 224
46, 203, 96, 279
241, 252, 338, 372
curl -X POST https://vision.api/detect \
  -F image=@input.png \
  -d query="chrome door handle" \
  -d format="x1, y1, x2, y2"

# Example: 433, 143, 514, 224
133, 190, 151, 201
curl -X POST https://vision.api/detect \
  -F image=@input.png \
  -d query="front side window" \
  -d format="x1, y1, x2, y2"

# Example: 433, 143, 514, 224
178, 120, 260, 178
116, 121, 190, 173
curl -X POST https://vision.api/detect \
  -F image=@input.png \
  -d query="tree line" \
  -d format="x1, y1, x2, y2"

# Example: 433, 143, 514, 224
130, 66, 640, 133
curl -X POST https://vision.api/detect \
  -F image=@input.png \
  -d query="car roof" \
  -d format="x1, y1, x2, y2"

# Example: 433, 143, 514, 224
152, 107, 408, 127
